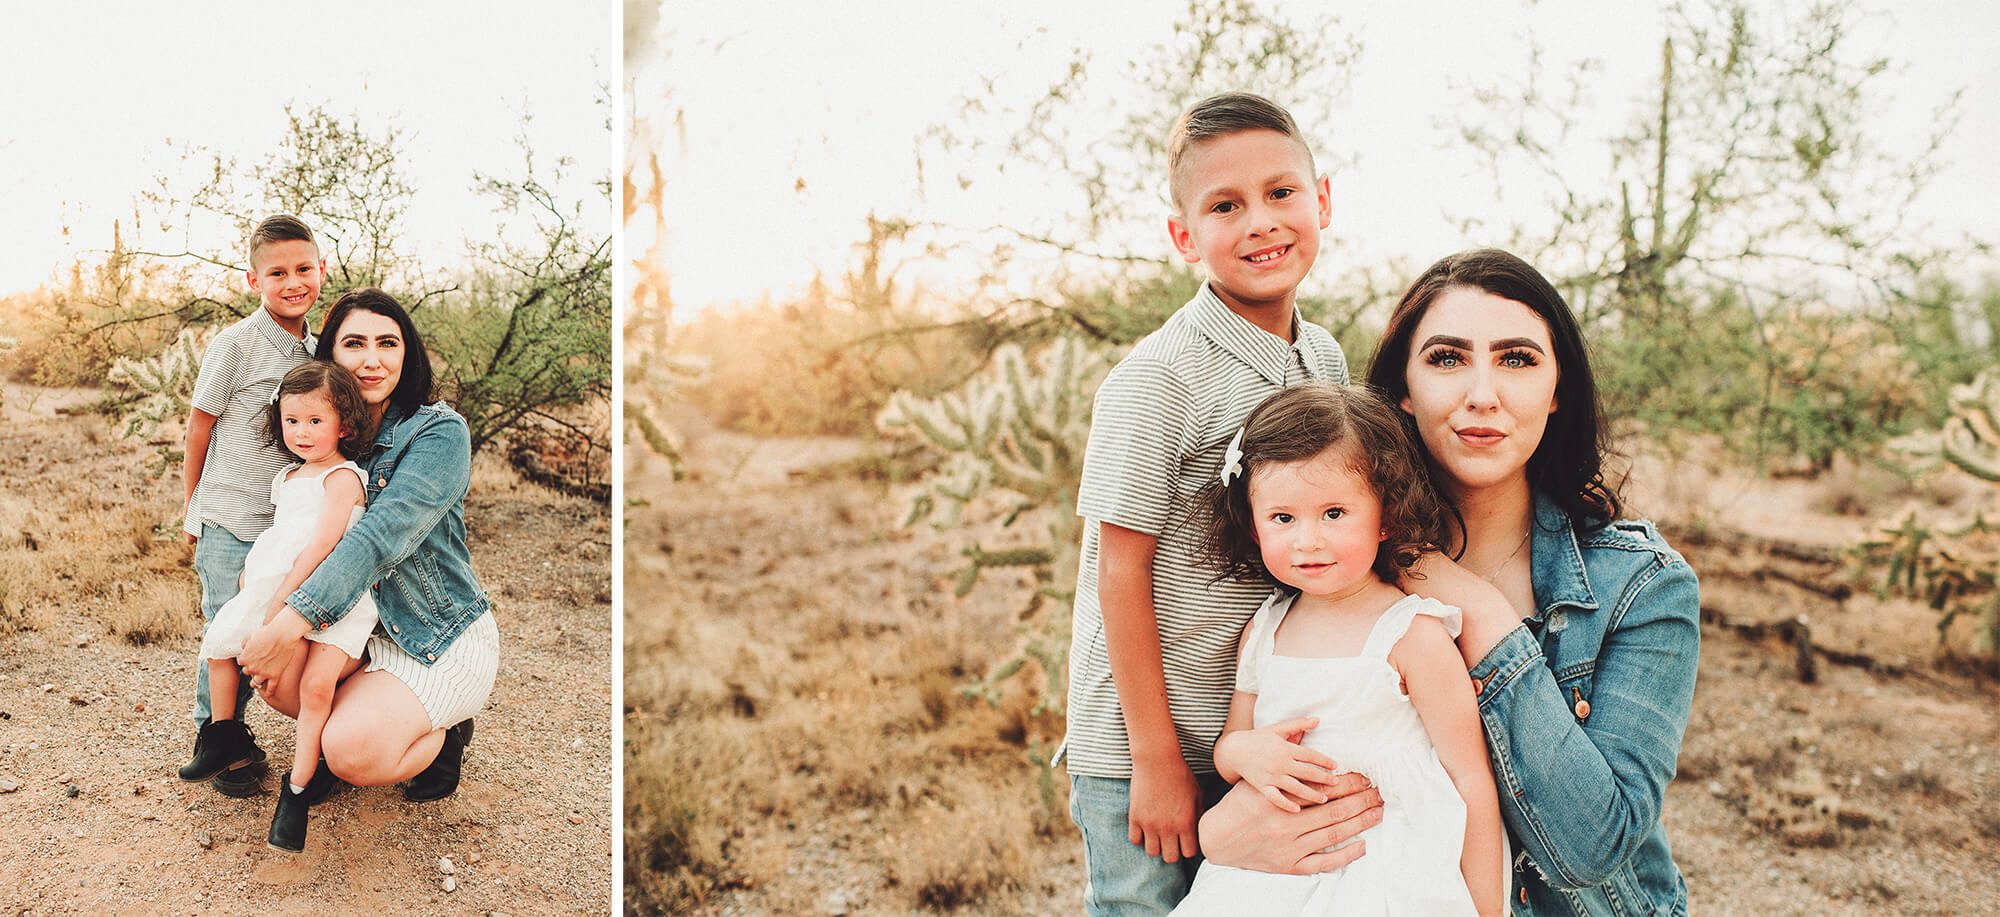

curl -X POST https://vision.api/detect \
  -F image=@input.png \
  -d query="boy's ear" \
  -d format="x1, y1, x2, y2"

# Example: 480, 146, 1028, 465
1314, 174, 1332, 230
1166, 213, 1202, 265
245, 268, 261, 293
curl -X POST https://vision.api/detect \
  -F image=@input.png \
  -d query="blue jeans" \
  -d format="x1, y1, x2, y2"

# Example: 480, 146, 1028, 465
1070, 772, 1233, 917
192, 524, 255, 723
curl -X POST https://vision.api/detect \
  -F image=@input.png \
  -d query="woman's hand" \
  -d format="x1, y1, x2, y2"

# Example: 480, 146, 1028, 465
1197, 774, 1384, 874
240, 607, 312, 689
1215, 717, 1339, 813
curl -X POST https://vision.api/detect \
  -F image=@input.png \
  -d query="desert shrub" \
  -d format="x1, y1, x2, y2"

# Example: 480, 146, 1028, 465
679, 280, 987, 438
1589, 286, 1982, 472
424, 262, 612, 458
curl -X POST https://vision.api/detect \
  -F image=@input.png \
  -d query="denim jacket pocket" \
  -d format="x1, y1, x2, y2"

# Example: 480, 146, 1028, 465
1600, 859, 1662, 915
1556, 667, 1595, 724
364, 459, 396, 501
388, 550, 448, 628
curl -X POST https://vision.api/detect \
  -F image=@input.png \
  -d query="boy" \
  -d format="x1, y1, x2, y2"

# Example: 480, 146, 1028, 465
176, 215, 324, 796
1061, 93, 1350, 915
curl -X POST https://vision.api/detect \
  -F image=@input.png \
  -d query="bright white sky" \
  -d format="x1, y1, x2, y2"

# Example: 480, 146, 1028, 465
636, 0, 2000, 314
0, 1, 612, 297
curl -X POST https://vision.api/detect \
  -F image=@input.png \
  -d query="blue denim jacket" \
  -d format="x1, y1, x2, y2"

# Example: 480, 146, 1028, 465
1473, 493, 1699, 916
287, 402, 490, 664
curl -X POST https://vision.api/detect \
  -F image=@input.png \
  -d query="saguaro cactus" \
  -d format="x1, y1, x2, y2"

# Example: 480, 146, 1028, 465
878, 337, 1112, 712
1858, 370, 2000, 658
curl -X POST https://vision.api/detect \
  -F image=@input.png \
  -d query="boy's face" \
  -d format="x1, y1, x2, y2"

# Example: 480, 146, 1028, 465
1167, 129, 1330, 314
246, 239, 325, 323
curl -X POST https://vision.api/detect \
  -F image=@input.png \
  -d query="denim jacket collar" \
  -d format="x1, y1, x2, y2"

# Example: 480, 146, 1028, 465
1529, 491, 1600, 621
369, 403, 411, 454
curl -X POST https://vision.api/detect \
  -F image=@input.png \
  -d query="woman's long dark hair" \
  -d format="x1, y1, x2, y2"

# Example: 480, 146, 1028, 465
1365, 248, 1621, 533
314, 287, 436, 418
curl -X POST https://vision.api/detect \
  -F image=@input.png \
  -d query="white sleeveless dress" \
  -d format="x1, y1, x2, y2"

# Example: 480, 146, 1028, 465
1172, 592, 1480, 916
198, 461, 379, 660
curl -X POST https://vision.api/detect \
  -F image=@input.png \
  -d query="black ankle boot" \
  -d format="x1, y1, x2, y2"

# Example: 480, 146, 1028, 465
267, 765, 339, 853
402, 719, 473, 802
178, 719, 265, 783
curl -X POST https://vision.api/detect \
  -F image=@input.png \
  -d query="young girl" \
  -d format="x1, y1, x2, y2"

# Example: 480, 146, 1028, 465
182, 360, 378, 853
1170, 383, 1503, 916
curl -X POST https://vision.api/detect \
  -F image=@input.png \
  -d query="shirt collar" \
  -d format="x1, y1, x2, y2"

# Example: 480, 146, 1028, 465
1186, 282, 1322, 385
1529, 491, 1600, 618
248, 306, 317, 355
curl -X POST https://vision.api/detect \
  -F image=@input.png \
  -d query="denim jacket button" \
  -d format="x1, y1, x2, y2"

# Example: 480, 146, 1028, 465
426, 653, 436, 661
391, 624, 400, 634
1574, 698, 1591, 720
377, 476, 387, 487
1471, 677, 1484, 695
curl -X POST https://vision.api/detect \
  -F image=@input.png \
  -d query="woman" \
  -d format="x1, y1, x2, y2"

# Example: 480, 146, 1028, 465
239, 287, 499, 850
1195, 250, 1700, 915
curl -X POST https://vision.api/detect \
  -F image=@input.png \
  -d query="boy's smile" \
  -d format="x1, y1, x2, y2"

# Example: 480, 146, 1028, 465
1167, 128, 1331, 321
247, 239, 325, 331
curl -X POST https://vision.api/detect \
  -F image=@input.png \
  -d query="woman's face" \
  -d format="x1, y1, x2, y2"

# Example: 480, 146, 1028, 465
1399, 286, 1560, 495
328, 309, 405, 407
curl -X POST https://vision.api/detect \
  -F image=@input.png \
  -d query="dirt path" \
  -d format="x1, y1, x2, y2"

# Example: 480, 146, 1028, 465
0, 385, 613, 915
626, 419, 2000, 915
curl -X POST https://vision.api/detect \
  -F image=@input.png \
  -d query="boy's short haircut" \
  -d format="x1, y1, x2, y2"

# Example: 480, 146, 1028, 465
247, 215, 318, 268
1165, 92, 1313, 209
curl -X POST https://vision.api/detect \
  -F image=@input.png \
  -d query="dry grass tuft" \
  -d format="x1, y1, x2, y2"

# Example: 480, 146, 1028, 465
884, 779, 1040, 910
111, 578, 199, 646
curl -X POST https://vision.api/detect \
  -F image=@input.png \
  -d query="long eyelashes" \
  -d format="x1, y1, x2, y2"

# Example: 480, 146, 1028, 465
1422, 348, 1541, 368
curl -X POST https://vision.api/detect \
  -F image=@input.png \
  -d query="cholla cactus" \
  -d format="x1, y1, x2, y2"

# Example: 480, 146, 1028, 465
878, 337, 1113, 712
107, 326, 216, 445
1857, 370, 2000, 658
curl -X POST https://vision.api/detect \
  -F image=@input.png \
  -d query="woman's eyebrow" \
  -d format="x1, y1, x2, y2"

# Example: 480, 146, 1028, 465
1418, 334, 1472, 350
1491, 337, 1547, 353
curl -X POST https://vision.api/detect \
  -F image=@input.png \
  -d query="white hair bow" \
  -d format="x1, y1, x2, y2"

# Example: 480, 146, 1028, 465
1219, 426, 1246, 486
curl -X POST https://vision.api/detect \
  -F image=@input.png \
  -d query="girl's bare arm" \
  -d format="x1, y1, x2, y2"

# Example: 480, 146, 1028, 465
1394, 614, 1505, 917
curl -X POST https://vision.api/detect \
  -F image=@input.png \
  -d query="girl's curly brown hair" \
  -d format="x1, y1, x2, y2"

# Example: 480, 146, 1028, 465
265, 360, 376, 461
1201, 382, 1452, 587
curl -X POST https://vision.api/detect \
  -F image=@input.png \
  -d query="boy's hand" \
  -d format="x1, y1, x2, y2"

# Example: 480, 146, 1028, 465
1128, 757, 1202, 863
1222, 717, 1340, 813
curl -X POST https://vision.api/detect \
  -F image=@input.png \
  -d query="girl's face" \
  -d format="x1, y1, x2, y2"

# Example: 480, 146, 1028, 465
329, 309, 405, 407
1248, 446, 1385, 601
279, 389, 344, 464
1399, 286, 1560, 496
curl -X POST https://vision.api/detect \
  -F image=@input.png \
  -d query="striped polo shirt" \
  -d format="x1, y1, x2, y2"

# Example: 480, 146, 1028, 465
183, 307, 317, 541
1062, 283, 1347, 778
